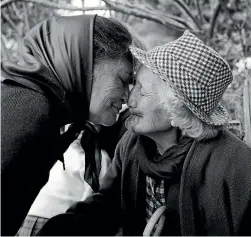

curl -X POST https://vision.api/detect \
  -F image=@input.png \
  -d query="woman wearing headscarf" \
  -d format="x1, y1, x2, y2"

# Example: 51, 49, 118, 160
1, 14, 133, 236
38, 31, 251, 236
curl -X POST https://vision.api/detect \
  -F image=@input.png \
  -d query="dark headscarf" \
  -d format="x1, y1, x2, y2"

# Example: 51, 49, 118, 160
1, 15, 101, 191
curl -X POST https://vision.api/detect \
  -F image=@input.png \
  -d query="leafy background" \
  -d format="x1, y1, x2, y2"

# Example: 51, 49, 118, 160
1, 0, 251, 144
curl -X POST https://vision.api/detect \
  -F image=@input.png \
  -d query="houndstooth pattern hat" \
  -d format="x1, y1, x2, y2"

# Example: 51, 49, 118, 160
129, 30, 233, 126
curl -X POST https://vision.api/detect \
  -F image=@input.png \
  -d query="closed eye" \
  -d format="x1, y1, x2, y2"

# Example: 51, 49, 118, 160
135, 81, 146, 96
119, 77, 127, 85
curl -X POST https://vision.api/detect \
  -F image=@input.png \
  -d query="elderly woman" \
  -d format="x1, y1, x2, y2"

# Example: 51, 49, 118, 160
1, 15, 133, 236
38, 31, 251, 236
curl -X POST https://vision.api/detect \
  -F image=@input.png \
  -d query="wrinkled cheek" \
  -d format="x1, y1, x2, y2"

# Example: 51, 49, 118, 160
152, 111, 172, 132
153, 104, 170, 120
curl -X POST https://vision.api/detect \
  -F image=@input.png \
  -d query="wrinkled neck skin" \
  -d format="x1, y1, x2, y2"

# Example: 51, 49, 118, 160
146, 127, 179, 155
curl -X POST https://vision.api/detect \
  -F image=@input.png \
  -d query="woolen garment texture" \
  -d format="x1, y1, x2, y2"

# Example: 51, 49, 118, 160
1, 15, 98, 236
1, 83, 61, 236
37, 129, 251, 236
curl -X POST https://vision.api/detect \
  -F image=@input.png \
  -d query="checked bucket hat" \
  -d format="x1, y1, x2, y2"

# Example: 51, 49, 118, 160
129, 30, 233, 126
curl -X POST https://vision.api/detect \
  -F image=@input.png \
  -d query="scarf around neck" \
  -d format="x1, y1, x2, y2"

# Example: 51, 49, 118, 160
136, 130, 194, 181
1, 15, 101, 192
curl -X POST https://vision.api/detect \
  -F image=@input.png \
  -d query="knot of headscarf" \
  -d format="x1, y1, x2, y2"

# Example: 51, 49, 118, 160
59, 121, 101, 192
1, 15, 102, 192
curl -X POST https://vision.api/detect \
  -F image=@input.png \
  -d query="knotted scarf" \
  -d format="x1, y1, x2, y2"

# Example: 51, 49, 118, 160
1, 15, 101, 192
136, 129, 194, 180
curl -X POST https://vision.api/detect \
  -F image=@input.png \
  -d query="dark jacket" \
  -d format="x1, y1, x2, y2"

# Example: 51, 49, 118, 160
1, 82, 65, 235
38, 129, 251, 236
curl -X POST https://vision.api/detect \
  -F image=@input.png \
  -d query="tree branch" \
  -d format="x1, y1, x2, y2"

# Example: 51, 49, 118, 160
127, 0, 193, 29
195, 0, 203, 25
1, 0, 107, 11
1, 0, 195, 31
172, 0, 201, 30
22, 1, 30, 32
1, 12, 23, 41
102, 0, 193, 31
11, 2, 22, 19
209, 2, 221, 39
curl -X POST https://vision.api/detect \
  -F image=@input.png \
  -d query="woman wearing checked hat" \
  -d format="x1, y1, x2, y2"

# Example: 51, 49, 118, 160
38, 31, 251, 236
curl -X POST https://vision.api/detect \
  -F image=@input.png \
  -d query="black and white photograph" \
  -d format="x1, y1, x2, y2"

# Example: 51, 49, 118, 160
1, 0, 251, 236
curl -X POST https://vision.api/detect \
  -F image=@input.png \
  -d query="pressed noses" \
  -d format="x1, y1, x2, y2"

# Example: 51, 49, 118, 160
128, 86, 137, 108
121, 85, 129, 103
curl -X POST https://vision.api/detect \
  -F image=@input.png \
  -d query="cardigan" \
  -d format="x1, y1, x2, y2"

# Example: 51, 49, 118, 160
37, 129, 251, 236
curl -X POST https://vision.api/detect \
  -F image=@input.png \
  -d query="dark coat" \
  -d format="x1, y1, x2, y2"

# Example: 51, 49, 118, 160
1, 82, 64, 236
38, 129, 251, 236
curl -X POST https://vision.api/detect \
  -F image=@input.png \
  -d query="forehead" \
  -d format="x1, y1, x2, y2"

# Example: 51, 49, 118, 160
136, 65, 160, 85
110, 57, 133, 76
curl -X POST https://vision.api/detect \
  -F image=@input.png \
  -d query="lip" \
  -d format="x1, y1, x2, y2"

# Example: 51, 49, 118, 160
129, 109, 142, 117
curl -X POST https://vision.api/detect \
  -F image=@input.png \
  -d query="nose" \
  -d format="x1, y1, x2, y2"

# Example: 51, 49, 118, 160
127, 86, 137, 108
121, 84, 129, 104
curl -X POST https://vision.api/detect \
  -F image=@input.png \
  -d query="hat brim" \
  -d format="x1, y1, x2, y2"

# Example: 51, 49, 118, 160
129, 46, 229, 127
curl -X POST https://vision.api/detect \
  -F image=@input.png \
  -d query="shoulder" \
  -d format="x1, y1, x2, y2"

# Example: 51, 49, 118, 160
193, 129, 251, 176
1, 83, 53, 137
211, 129, 251, 159
2, 83, 51, 120
115, 130, 139, 160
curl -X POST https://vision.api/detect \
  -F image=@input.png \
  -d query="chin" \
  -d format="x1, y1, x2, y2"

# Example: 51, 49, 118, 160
99, 116, 117, 127
131, 125, 156, 135
125, 124, 141, 134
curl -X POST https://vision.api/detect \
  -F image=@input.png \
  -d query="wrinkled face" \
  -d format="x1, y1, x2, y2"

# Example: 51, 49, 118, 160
125, 65, 175, 135
89, 57, 132, 126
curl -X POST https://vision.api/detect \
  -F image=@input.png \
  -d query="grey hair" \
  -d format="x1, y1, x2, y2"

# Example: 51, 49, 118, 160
170, 98, 220, 140
93, 16, 132, 63
158, 81, 220, 140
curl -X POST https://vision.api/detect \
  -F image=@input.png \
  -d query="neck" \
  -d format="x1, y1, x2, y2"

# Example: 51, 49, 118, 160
146, 127, 179, 155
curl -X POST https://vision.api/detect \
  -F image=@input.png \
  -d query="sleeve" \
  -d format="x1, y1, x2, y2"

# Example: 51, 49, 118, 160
231, 142, 251, 235
1, 86, 59, 236
37, 137, 126, 236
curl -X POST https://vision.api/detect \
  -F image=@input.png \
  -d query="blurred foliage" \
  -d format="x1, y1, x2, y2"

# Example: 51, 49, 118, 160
1, 0, 63, 60
1, 0, 251, 139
